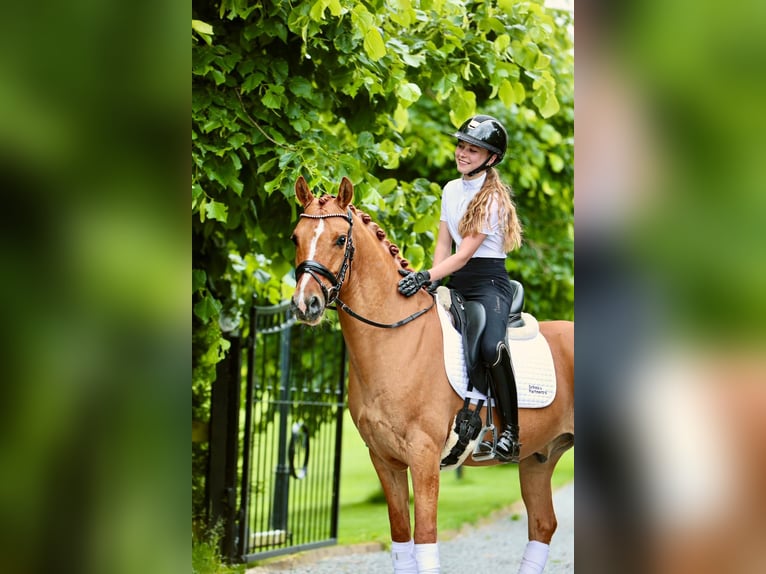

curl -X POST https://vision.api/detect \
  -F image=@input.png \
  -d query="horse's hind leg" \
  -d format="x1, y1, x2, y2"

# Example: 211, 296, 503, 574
517, 433, 574, 573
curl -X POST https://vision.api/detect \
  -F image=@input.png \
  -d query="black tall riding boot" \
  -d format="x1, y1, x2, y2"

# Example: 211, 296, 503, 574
478, 342, 521, 462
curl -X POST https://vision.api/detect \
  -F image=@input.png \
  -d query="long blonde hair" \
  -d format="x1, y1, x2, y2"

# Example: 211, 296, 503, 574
458, 168, 523, 253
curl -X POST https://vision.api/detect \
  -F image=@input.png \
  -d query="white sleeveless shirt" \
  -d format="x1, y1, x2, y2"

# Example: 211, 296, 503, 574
439, 173, 507, 258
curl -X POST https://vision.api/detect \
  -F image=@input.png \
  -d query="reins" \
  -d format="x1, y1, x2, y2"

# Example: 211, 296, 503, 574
332, 297, 435, 329
295, 209, 435, 329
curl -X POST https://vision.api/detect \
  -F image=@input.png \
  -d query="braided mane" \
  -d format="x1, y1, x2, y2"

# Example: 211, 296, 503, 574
314, 195, 412, 271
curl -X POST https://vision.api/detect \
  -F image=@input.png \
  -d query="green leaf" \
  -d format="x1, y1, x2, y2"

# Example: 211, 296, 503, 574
513, 81, 526, 103
194, 293, 222, 323
462, 61, 473, 81
264, 175, 284, 195
288, 77, 313, 98
205, 201, 228, 222
448, 88, 477, 127
378, 139, 402, 168
257, 156, 278, 174
192, 269, 207, 292
548, 153, 564, 172
262, 87, 284, 109
192, 19, 214, 36
494, 34, 510, 53
192, 183, 204, 202
498, 79, 516, 107
290, 117, 311, 133
396, 82, 422, 104
538, 124, 561, 145
229, 178, 244, 196
535, 51, 551, 69
363, 27, 387, 61
328, 0, 343, 16
229, 133, 248, 149
393, 104, 409, 133
402, 52, 425, 67
309, 0, 329, 22
209, 69, 225, 85
242, 72, 265, 94
202, 119, 221, 133
533, 89, 560, 118
378, 178, 398, 195
403, 244, 425, 268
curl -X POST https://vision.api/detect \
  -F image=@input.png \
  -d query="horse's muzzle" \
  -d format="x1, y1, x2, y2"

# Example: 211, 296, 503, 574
290, 293, 325, 325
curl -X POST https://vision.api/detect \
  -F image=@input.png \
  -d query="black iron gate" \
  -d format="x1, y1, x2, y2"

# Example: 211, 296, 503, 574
237, 301, 347, 562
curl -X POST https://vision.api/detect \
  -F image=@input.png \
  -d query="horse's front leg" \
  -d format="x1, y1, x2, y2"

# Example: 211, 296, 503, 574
409, 450, 442, 574
369, 451, 418, 574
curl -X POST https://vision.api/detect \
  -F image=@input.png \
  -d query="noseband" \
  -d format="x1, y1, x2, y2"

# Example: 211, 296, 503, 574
295, 208, 435, 329
295, 209, 355, 306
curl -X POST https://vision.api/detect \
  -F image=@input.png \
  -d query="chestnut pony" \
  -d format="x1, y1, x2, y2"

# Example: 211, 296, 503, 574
290, 177, 574, 573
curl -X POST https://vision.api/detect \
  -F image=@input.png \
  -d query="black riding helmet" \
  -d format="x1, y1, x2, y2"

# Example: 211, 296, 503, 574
454, 114, 508, 175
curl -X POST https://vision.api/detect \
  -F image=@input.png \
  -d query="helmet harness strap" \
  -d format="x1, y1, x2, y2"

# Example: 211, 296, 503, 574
466, 155, 495, 177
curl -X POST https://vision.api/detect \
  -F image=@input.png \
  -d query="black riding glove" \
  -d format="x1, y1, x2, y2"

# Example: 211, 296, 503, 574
397, 269, 441, 294
398, 270, 431, 297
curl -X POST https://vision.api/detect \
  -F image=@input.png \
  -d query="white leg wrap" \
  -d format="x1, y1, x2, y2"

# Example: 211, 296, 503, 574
391, 539, 417, 574
517, 540, 549, 574
414, 542, 440, 574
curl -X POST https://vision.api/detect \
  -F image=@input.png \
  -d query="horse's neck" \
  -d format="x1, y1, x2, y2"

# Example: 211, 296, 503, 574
340, 231, 406, 314
337, 232, 436, 361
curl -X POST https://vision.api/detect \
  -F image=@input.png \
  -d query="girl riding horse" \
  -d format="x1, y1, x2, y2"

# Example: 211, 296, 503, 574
398, 114, 524, 463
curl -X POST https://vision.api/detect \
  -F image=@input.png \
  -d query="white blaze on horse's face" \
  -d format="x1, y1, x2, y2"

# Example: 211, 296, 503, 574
294, 218, 325, 314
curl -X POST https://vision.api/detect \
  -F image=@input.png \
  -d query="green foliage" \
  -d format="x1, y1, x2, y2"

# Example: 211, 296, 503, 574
192, 523, 245, 574
192, 318, 229, 521
192, 0, 573, 320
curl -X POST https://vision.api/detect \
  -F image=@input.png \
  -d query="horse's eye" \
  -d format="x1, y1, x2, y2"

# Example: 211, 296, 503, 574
335, 235, 347, 247
290, 234, 298, 245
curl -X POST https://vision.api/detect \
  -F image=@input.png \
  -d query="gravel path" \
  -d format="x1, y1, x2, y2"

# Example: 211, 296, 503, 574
247, 481, 574, 574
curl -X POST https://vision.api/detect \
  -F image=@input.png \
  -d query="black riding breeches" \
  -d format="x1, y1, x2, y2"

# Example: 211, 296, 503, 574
447, 258, 513, 365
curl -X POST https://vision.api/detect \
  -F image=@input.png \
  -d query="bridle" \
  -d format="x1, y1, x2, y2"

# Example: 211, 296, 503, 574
295, 209, 356, 305
295, 209, 435, 329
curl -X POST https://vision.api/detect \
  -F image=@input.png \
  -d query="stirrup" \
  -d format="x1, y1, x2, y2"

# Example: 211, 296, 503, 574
471, 424, 496, 462
495, 432, 522, 463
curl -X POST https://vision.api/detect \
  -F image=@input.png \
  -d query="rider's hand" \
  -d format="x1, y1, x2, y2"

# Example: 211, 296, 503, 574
398, 270, 431, 297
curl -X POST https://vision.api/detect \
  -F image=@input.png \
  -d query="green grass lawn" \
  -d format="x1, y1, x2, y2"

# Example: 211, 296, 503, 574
337, 410, 574, 546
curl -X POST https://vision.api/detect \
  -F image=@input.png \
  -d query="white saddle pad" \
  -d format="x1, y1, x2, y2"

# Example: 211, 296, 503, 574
436, 302, 557, 409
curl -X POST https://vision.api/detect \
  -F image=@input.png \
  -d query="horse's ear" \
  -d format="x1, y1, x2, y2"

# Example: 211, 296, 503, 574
295, 176, 314, 208
337, 177, 354, 210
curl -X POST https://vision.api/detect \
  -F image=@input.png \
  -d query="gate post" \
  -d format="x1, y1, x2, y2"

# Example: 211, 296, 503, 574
270, 325, 292, 531
208, 332, 241, 562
